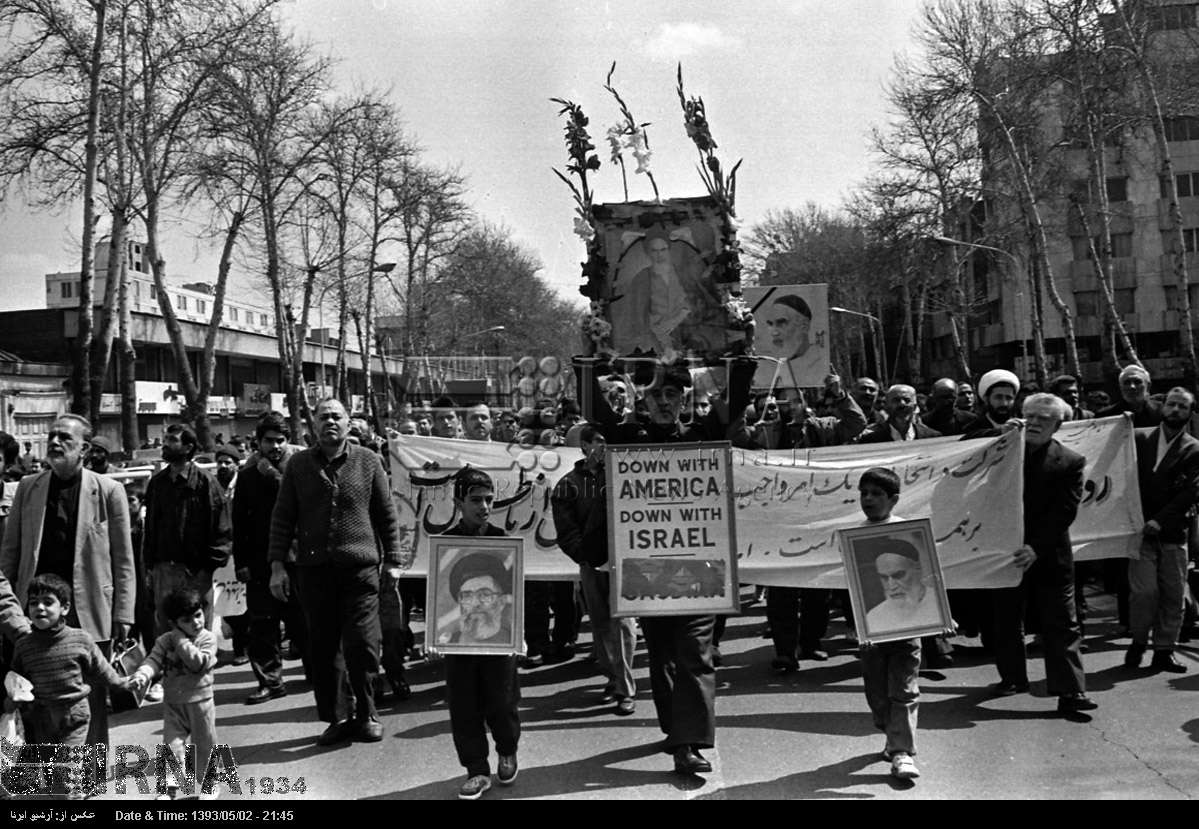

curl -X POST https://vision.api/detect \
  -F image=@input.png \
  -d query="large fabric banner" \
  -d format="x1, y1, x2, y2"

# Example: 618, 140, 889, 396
389, 415, 1141, 588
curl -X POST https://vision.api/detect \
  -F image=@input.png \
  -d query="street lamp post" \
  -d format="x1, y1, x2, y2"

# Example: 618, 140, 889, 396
830, 306, 887, 386
931, 235, 1030, 378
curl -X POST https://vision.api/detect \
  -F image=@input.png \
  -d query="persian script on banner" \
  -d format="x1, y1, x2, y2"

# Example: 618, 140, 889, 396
388, 415, 1141, 589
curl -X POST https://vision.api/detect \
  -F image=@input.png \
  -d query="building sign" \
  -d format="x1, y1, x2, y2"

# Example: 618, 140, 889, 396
241, 383, 271, 416
270, 393, 290, 417
99, 394, 122, 415
206, 395, 236, 416
134, 381, 182, 415
606, 441, 739, 617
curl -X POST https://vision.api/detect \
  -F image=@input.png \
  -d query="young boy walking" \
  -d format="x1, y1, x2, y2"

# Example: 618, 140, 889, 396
856, 467, 922, 780
443, 467, 521, 800
130, 586, 219, 799
9, 574, 129, 796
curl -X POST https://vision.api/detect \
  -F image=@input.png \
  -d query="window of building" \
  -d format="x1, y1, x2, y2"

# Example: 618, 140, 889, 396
1106, 177, 1128, 202
1111, 232, 1133, 257
1166, 116, 1199, 142
1161, 171, 1199, 198
178, 295, 187, 311
197, 299, 206, 315
1165, 285, 1179, 310
150, 284, 157, 300
1075, 291, 1098, 317
1161, 228, 1199, 253
60, 281, 73, 299
1072, 232, 1133, 259
230, 307, 239, 322
260, 313, 269, 327
1150, 3, 1197, 30
1115, 288, 1135, 315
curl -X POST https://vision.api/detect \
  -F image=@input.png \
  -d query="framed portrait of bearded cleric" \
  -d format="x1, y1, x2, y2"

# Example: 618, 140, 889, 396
742, 283, 831, 391
597, 197, 746, 361
606, 442, 739, 618
426, 536, 525, 656
837, 519, 953, 645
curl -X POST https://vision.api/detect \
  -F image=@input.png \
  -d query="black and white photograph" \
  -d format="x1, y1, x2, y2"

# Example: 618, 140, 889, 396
426, 537, 524, 657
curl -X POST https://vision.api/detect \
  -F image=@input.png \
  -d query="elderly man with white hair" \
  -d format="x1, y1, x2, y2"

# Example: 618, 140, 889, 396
988, 393, 1096, 715
1096, 364, 1162, 427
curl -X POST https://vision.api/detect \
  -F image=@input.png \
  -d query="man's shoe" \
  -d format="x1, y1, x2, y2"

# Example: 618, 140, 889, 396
497, 754, 518, 786
771, 656, 799, 675
356, 718, 384, 742
392, 678, 412, 700
1057, 693, 1099, 713
1124, 643, 1147, 668
615, 697, 636, 716
457, 775, 491, 800
599, 683, 617, 704
231, 653, 249, 667
522, 653, 544, 669
890, 753, 920, 779
673, 746, 712, 775
316, 720, 355, 746
990, 680, 1030, 697
245, 685, 287, 705
1152, 651, 1188, 673
799, 648, 828, 662
144, 682, 164, 703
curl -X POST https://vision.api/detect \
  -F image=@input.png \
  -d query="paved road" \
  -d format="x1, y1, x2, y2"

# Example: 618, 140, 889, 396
97, 589, 1199, 801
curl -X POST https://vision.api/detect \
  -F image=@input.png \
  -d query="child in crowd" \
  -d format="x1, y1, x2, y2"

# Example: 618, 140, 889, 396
9, 574, 129, 796
443, 467, 521, 800
856, 467, 922, 781
130, 587, 219, 800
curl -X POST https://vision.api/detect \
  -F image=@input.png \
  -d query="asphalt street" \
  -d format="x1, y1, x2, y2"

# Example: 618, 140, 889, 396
96, 587, 1199, 801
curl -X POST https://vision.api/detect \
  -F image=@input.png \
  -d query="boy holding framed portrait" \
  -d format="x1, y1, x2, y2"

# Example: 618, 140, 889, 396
837, 468, 954, 782
428, 468, 524, 801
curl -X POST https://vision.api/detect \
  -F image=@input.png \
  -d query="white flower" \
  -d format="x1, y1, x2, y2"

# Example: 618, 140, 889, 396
628, 129, 652, 175
573, 216, 595, 241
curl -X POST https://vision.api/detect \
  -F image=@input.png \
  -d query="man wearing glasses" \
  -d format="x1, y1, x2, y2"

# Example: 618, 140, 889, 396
449, 554, 514, 646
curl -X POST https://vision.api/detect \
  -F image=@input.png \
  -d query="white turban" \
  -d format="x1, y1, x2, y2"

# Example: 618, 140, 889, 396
978, 369, 1020, 401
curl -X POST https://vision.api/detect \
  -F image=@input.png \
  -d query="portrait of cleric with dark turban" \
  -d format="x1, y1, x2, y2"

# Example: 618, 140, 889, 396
429, 539, 524, 655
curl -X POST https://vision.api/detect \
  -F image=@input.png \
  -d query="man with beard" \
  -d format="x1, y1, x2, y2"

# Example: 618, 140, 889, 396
143, 424, 230, 637
1126, 388, 1199, 673
84, 435, 115, 475
857, 385, 942, 444
921, 378, 974, 436
864, 541, 942, 632
990, 393, 1096, 715
213, 443, 248, 666
463, 402, 493, 442
269, 398, 405, 746
233, 412, 307, 705
961, 370, 1020, 438
442, 467, 520, 799
0, 413, 134, 751
1049, 375, 1093, 421
851, 377, 884, 427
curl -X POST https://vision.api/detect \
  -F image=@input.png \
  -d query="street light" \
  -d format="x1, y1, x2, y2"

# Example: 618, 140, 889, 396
931, 235, 1029, 374
316, 262, 396, 397
830, 306, 887, 385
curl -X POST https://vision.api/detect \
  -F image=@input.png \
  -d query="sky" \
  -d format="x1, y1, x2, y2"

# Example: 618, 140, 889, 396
0, 0, 927, 312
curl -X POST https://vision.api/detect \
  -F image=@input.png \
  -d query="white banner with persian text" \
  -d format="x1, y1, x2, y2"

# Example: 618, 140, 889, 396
388, 415, 1141, 588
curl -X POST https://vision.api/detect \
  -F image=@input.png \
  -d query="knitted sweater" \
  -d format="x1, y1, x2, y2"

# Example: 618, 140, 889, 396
267, 443, 402, 568
136, 628, 218, 704
11, 624, 125, 704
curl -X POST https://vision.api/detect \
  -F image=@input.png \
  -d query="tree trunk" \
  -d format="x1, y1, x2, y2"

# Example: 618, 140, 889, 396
376, 333, 394, 423
893, 270, 913, 383
118, 253, 138, 453
89, 213, 126, 426
1027, 247, 1049, 387
1072, 200, 1140, 365
362, 270, 379, 432
73, 0, 108, 417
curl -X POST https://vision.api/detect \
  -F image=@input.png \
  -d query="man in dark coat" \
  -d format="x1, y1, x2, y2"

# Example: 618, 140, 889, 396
921, 378, 975, 436
1126, 388, 1199, 673
1096, 365, 1162, 426
990, 393, 1096, 715
857, 385, 942, 444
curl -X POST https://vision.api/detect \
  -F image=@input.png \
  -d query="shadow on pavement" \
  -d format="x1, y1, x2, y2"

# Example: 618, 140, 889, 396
695, 751, 895, 800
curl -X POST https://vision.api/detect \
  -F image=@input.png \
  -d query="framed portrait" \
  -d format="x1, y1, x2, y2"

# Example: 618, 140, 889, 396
837, 519, 953, 645
606, 442, 740, 618
743, 283, 830, 390
596, 197, 744, 360
425, 536, 525, 656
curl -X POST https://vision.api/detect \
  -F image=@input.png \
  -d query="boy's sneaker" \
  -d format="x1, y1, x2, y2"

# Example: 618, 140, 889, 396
497, 754, 518, 785
145, 683, 164, 703
458, 775, 491, 800
890, 753, 920, 779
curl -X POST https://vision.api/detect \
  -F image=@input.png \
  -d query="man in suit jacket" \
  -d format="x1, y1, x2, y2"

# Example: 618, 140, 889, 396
1096, 364, 1162, 426
991, 394, 1096, 714
1126, 388, 1199, 673
921, 378, 975, 436
0, 413, 135, 746
857, 384, 943, 444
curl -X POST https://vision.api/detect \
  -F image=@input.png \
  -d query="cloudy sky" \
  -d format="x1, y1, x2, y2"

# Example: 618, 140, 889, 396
0, 0, 926, 311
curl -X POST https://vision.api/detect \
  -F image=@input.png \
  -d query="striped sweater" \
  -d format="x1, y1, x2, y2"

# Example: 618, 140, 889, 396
11, 624, 125, 704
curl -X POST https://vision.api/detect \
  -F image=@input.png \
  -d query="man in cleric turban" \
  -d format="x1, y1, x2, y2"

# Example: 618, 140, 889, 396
447, 551, 514, 646
962, 369, 1021, 439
